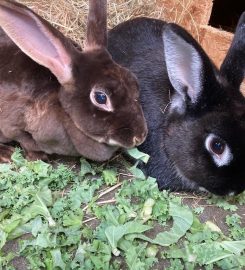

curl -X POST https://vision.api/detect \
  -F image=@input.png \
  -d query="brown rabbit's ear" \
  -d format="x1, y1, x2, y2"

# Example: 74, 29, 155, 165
0, 1, 74, 84
84, 0, 107, 51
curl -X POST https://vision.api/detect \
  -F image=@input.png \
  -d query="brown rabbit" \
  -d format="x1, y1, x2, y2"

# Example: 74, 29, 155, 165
0, 0, 147, 162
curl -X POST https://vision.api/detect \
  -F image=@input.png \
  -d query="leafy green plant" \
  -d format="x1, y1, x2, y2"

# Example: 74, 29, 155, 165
0, 148, 244, 269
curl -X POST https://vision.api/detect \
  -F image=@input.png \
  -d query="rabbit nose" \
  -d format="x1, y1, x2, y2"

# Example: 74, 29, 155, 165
133, 137, 140, 146
142, 130, 148, 140
136, 129, 148, 145
133, 135, 145, 146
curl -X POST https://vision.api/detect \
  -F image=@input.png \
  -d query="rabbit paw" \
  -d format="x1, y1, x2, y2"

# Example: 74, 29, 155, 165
0, 144, 15, 163
25, 151, 49, 161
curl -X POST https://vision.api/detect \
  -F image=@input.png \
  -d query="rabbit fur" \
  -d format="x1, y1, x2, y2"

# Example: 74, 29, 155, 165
108, 13, 245, 195
0, 0, 147, 162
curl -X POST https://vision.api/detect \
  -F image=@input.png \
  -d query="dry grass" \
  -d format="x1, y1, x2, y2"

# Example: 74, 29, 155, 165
19, 0, 241, 91
19, 0, 165, 47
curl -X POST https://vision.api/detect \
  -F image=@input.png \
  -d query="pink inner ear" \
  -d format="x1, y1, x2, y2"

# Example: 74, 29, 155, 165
9, 10, 58, 58
0, 5, 72, 84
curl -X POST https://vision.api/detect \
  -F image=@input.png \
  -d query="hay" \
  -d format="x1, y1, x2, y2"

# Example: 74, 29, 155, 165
199, 25, 234, 68
156, 0, 213, 42
18, 0, 215, 48
19, 0, 164, 47
19, 0, 214, 45
16, 1, 245, 94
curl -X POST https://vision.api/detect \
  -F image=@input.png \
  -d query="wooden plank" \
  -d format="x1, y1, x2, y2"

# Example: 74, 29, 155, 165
198, 25, 245, 95
157, 0, 213, 41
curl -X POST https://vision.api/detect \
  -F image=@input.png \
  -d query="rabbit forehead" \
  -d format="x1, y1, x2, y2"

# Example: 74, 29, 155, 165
167, 112, 245, 153
73, 51, 139, 98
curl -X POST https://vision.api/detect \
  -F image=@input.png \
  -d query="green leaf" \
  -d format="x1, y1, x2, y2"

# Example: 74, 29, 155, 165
140, 198, 155, 222
27, 160, 51, 177
50, 249, 66, 270
71, 244, 85, 268
80, 158, 95, 177
129, 162, 146, 179
207, 196, 238, 211
0, 215, 22, 234
11, 148, 26, 167
166, 259, 185, 270
35, 232, 57, 248
220, 240, 245, 255
0, 163, 13, 173
0, 209, 10, 222
8, 217, 44, 240
226, 214, 245, 241
154, 202, 193, 245
146, 245, 158, 258
193, 207, 204, 215
130, 202, 193, 246
31, 217, 44, 237
102, 169, 117, 186
125, 244, 147, 270
63, 211, 83, 227
105, 221, 152, 256
21, 186, 55, 226
192, 242, 232, 265
125, 243, 157, 270
126, 148, 150, 163
205, 221, 221, 233
0, 229, 8, 249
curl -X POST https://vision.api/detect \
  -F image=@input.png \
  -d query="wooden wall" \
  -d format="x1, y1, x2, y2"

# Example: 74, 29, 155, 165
156, 0, 245, 93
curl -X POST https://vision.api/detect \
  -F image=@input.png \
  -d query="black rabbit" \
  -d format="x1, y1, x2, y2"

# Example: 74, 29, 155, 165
108, 13, 245, 195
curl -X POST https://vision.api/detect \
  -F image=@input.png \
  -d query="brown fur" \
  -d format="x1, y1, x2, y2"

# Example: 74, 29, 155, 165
0, 0, 147, 162
0, 143, 15, 162
85, 0, 107, 50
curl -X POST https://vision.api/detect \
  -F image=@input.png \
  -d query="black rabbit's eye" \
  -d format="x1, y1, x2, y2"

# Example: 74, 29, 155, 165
210, 138, 225, 155
94, 91, 107, 104
205, 134, 233, 167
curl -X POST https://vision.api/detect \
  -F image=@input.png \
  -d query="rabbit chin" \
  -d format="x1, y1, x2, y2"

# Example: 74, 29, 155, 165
107, 138, 135, 148
107, 138, 128, 147
84, 135, 133, 148
71, 120, 138, 149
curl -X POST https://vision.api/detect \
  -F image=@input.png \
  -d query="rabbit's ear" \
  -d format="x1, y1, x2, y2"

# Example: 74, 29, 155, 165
163, 25, 204, 112
220, 12, 245, 89
84, 0, 107, 51
0, 1, 73, 84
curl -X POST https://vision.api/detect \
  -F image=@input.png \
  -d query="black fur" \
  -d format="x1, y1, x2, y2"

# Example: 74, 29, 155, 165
108, 16, 245, 195
220, 12, 245, 88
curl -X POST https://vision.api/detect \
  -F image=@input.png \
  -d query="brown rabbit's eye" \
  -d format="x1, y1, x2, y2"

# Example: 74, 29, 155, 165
94, 91, 107, 105
90, 87, 113, 112
210, 138, 225, 155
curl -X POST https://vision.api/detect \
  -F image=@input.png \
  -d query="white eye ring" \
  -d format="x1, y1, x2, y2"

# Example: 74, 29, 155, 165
205, 134, 233, 167
90, 87, 113, 112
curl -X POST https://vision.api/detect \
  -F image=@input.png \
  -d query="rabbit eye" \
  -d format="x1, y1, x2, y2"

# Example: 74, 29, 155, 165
210, 138, 225, 155
205, 134, 233, 167
90, 88, 113, 112
94, 91, 107, 104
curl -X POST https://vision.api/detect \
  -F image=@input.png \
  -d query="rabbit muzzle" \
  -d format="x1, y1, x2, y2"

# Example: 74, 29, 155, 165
106, 124, 147, 148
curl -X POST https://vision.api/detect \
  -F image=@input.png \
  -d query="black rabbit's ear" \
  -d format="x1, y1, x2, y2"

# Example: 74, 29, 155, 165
84, 0, 107, 51
220, 12, 245, 89
163, 25, 204, 112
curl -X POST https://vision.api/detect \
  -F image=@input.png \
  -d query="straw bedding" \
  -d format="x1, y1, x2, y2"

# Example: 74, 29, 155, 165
16, 0, 245, 93
19, 0, 166, 46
